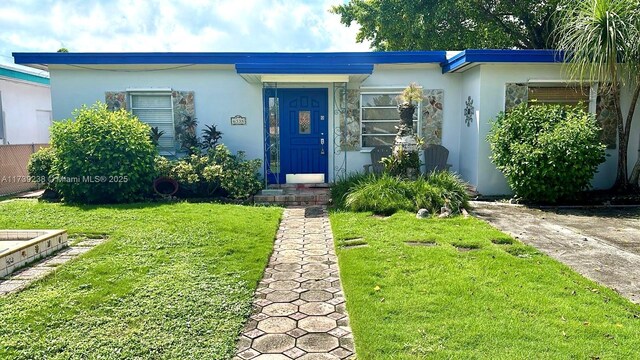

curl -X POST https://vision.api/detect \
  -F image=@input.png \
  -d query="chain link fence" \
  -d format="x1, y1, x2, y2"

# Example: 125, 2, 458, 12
0, 144, 48, 196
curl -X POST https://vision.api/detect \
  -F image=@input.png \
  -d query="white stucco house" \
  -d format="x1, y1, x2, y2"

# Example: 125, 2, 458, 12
0, 64, 52, 145
12, 50, 640, 195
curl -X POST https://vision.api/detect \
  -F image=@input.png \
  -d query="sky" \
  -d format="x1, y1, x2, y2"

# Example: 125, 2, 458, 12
0, 0, 371, 68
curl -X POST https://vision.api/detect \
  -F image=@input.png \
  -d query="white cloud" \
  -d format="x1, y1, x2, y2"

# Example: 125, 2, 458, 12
0, 0, 371, 66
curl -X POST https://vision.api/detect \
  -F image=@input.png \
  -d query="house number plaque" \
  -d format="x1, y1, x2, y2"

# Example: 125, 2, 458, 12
231, 115, 247, 125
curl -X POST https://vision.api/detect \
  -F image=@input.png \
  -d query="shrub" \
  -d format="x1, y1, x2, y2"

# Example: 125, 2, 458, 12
166, 154, 215, 196
27, 147, 55, 188
209, 145, 262, 199
50, 102, 157, 204
162, 144, 262, 199
488, 103, 606, 203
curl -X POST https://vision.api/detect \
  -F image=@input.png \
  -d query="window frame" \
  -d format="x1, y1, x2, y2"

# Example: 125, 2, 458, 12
359, 90, 421, 150
128, 91, 175, 151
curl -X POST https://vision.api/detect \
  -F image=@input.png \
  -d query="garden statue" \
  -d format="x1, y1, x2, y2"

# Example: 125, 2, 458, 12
381, 83, 424, 178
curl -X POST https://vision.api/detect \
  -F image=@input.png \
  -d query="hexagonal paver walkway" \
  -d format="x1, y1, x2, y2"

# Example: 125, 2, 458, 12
234, 206, 355, 360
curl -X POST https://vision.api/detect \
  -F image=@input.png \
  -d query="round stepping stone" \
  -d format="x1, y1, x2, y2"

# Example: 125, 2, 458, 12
298, 316, 338, 332
271, 271, 300, 281
301, 279, 331, 290
253, 355, 291, 360
266, 291, 300, 303
304, 249, 328, 256
297, 333, 339, 352
252, 334, 295, 353
274, 263, 301, 271
297, 355, 340, 360
275, 256, 304, 264
303, 243, 327, 250
257, 317, 297, 333
269, 280, 300, 291
299, 302, 334, 316
303, 270, 331, 280
302, 263, 329, 271
277, 250, 303, 257
300, 290, 333, 302
263, 303, 298, 317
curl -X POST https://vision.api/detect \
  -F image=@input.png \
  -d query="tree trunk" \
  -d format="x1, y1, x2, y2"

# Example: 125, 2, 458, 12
631, 159, 640, 188
626, 84, 640, 189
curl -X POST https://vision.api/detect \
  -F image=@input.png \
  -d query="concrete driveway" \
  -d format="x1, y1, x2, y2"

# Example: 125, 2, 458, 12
471, 201, 640, 304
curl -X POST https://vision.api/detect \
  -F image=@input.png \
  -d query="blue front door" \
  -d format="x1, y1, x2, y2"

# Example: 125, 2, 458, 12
268, 88, 328, 184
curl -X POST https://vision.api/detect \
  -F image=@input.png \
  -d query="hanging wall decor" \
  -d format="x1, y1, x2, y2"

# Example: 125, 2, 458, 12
464, 96, 474, 127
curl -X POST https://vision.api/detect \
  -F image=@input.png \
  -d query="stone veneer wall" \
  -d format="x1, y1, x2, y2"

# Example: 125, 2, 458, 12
105, 91, 127, 111
421, 89, 444, 145
504, 83, 528, 111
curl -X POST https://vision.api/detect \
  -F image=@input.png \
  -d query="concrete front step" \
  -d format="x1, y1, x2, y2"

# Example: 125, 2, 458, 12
255, 187, 331, 206
267, 183, 330, 189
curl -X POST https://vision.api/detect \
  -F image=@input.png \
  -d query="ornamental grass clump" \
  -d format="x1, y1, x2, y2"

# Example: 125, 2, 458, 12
339, 172, 469, 216
488, 103, 606, 203
345, 174, 415, 215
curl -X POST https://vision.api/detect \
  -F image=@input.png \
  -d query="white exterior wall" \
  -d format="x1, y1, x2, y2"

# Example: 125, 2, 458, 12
50, 67, 265, 166
458, 67, 481, 187
0, 77, 51, 144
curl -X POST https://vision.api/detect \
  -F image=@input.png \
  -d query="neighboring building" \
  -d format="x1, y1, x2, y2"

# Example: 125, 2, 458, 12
0, 64, 51, 144
12, 50, 640, 195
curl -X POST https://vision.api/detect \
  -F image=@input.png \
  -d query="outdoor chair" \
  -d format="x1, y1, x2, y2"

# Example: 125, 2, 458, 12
424, 144, 452, 172
363, 146, 392, 175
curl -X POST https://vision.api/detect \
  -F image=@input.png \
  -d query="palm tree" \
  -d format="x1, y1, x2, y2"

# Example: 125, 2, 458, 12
555, 0, 640, 190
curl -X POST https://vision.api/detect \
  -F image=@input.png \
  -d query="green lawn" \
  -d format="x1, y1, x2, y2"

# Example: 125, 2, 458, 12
0, 200, 281, 359
330, 211, 640, 359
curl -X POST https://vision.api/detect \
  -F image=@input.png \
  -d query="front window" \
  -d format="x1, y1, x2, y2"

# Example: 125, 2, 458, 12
129, 93, 174, 149
528, 84, 592, 111
360, 91, 419, 148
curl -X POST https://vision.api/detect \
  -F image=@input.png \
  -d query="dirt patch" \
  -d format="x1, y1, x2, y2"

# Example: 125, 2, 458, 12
471, 201, 640, 304
341, 238, 368, 249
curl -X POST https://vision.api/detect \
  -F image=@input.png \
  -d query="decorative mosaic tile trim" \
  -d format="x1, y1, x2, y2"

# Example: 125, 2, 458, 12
336, 89, 360, 151
105, 91, 127, 111
505, 83, 528, 111
172, 91, 195, 125
422, 89, 444, 145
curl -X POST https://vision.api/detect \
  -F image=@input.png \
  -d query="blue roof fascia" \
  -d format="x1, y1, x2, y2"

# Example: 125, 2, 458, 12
235, 63, 374, 75
0, 67, 49, 85
442, 49, 566, 73
13, 51, 447, 67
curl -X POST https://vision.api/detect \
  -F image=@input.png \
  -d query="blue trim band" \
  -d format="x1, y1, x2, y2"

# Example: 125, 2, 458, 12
0, 67, 49, 85
442, 49, 566, 73
236, 63, 374, 74
13, 51, 447, 66
12, 50, 567, 75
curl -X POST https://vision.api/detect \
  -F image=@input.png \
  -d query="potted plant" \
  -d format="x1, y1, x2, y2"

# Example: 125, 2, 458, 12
397, 82, 423, 130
